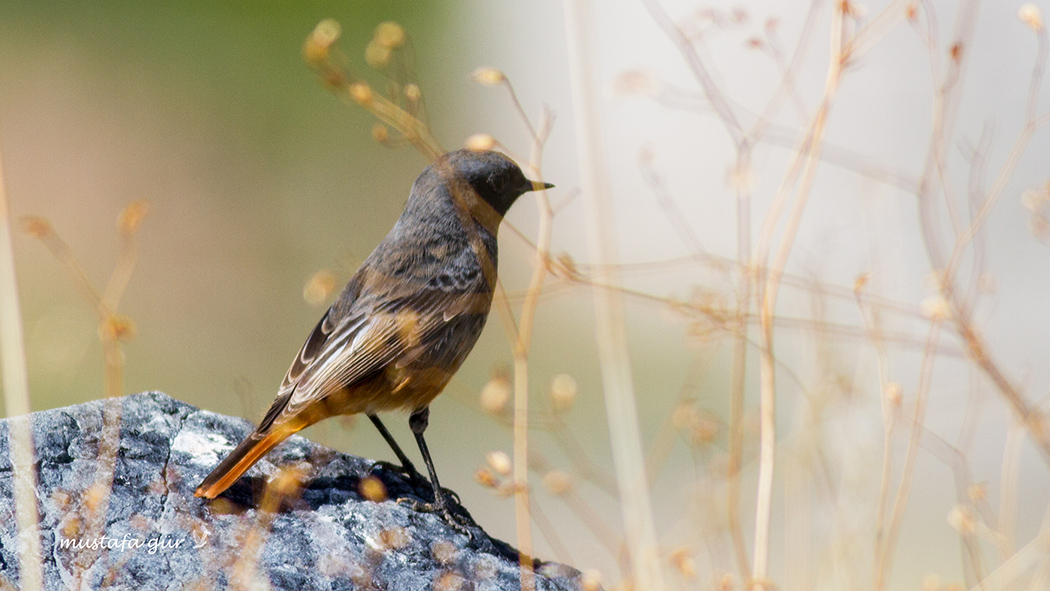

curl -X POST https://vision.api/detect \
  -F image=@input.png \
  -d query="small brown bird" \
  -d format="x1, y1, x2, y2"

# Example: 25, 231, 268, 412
195, 149, 551, 524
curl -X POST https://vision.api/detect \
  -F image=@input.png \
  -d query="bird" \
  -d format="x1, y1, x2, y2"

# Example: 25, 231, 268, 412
194, 149, 552, 526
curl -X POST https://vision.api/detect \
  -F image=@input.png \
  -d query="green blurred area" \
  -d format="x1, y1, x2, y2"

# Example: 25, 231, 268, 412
0, 0, 464, 415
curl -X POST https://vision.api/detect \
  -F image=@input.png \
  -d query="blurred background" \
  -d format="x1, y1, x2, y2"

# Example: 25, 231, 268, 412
2, 1, 1049, 589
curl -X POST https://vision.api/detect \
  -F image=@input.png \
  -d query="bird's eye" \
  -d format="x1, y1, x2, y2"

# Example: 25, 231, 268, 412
489, 173, 508, 193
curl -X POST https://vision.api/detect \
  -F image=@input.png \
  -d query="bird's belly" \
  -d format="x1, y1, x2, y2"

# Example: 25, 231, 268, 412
317, 363, 453, 417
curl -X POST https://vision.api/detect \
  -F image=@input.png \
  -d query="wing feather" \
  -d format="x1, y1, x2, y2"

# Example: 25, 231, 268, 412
264, 279, 478, 429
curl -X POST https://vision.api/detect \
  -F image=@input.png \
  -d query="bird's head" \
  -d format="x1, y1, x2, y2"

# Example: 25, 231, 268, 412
437, 149, 553, 218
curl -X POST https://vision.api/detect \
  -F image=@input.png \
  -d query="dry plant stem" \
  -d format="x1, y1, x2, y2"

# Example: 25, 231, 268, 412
473, 79, 554, 591
726, 193, 752, 583
26, 202, 145, 586
528, 500, 575, 566
563, 1, 665, 589
0, 143, 43, 591
310, 54, 444, 159
232, 478, 293, 591
998, 423, 1024, 565
639, 0, 743, 144
750, 8, 846, 588
974, 502, 1050, 591
508, 107, 553, 590
856, 293, 899, 585
937, 33, 1050, 465
511, 353, 535, 591
723, 4, 820, 568
876, 320, 943, 590
909, 2, 1050, 468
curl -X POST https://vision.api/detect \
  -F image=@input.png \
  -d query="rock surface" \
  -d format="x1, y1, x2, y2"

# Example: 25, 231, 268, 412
0, 392, 583, 590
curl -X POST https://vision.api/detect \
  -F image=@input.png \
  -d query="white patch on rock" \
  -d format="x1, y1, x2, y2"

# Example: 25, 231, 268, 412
172, 430, 234, 464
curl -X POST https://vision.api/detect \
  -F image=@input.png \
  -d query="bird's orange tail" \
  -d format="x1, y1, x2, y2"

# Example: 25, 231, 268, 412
194, 426, 296, 499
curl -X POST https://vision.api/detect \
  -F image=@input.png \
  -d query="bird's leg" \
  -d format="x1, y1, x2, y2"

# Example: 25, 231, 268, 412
398, 407, 473, 532
367, 414, 426, 484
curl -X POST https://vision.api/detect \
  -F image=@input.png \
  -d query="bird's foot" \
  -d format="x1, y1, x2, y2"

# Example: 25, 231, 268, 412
396, 496, 476, 535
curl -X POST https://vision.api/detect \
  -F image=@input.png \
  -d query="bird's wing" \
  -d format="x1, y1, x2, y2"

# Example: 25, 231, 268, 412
257, 279, 484, 432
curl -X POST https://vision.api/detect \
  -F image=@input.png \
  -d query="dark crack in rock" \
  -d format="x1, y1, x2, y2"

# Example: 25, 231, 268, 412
0, 392, 585, 590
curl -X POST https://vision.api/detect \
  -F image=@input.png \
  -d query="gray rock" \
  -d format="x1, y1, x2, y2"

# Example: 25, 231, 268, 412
0, 392, 584, 590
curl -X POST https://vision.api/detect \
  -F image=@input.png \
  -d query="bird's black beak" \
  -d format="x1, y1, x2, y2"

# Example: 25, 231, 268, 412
525, 179, 554, 192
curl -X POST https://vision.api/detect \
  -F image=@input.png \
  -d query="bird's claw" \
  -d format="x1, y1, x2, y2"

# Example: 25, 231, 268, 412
396, 496, 476, 535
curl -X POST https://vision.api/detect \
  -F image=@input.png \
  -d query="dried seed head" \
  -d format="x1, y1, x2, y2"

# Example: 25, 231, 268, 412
923, 269, 947, 291
365, 40, 392, 69
967, 482, 986, 502
947, 504, 975, 534
551, 252, 582, 280
691, 417, 720, 445
670, 548, 697, 579
431, 540, 457, 565
52, 490, 72, 510
208, 497, 240, 516
479, 374, 511, 414
613, 70, 660, 95
495, 481, 516, 498
549, 373, 577, 411
472, 67, 506, 86
371, 123, 390, 144
271, 466, 305, 497
474, 555, 498, 579
542, 470, 572, 495
379, 526, 411, 549
99, 314, 137, 342
853, 272, 871, 294
434, 571, 463, 591
349, 83, 374, 106
61, 515, 82, 537
485, 451, 512, 476
359, 475, 387, 502
22, 216, 52, 238
374, 22, 406, 49
1019, 3, 1044, 32
885, 382, 902, 407
465, 133, 496, 152
921, 296, 951, 321
1022, 187, 1048, 211
580, 570, 602, 591
304, 19, 342, 63
118, 200, 150, 233
474, 467, 499, 489
84, 482, 109, 514
303, 269, 338, 306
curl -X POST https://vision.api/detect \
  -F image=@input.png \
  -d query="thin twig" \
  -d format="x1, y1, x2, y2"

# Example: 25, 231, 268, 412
0, 135, 43, 591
